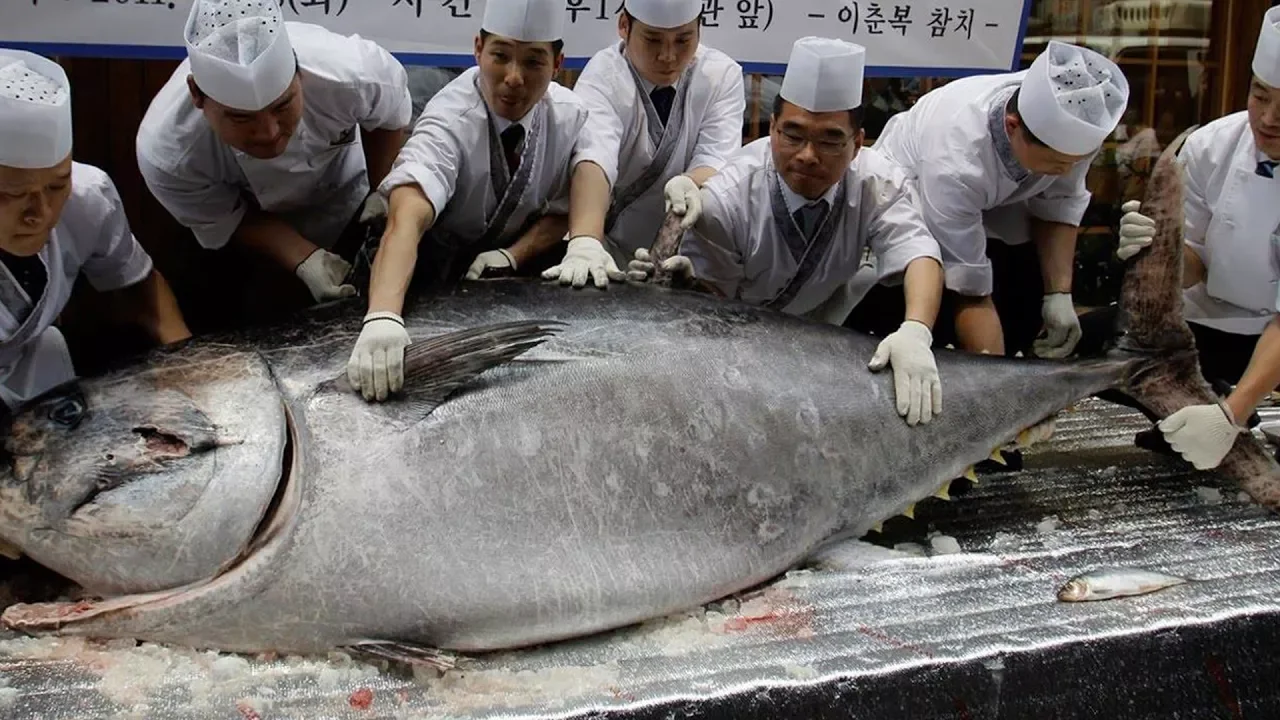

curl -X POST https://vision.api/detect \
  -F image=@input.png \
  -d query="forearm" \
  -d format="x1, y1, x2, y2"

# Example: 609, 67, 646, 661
1225, 317, 1280, 422
1031, 219, 1077, 294
567, 161, 611, 240
362, 127, 408, 191
508, 213, 568, 267
368, 185, 435, 316
685, 166, 718, 187
1183, 246, 1207, 288
901, 257, 943, 330
116, 269, 192, 345
233, 209, 318, 272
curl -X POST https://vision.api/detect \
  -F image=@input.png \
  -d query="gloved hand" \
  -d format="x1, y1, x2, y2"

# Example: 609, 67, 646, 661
359, 191, 388, 223
295, 248, 357, 303
1117, 200, 1155, 261
465, 248, 517, 280
868, 319, 942, 426
1157, 402, 1247, 470
626, 247, 696, 282
663, 175, 702, 229
1033, 292, 1082, 359
541, 236, 626, 288
346, 311, 411, 402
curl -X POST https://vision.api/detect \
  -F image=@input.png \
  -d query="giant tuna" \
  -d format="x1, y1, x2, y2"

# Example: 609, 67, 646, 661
0, 143, 1277, 666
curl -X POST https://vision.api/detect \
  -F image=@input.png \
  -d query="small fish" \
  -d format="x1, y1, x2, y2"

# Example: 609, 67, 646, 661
1057, 567, 1190, 602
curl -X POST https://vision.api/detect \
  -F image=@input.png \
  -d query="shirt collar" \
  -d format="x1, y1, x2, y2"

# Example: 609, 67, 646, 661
988, 86, 1032, 183
775, 171, 839, 216
490, 102, 534, 135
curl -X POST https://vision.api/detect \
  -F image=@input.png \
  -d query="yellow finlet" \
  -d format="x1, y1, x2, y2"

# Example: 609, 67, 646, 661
963, 466, 978, 483
0, 537, 21, 560
933, 483, 952, 501
871, 521, 883, 533
989, 449, 1007, 466
902, 504, 915, 519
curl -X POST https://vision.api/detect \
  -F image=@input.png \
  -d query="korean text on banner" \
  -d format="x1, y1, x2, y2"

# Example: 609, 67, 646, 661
4, 0, 1033, 76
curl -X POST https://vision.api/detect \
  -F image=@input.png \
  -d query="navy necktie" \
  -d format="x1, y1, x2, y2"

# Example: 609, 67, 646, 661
651, 86, 676, 126
501, 124, 525, 174
1258, 160, 1277, 178
793, 200, 829, 239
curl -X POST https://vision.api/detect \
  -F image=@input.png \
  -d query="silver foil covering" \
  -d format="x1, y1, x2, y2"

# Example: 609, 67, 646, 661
3, 398, 1280, 719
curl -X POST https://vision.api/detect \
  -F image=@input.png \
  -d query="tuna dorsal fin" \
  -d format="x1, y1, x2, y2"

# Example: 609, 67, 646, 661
397, 319, 565, 415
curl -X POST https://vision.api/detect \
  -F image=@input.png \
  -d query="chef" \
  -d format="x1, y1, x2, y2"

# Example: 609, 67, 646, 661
1108, 6, 1280, 470
631, 37, 946, 426
868, 40, 1129, 359
0, 50, 191, 410
347, 0, 605, 402
136, 0, 414, 307
557, 0, 745, 276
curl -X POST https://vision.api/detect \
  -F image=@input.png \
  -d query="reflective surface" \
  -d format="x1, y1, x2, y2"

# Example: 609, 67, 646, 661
3, 397, 1280, 719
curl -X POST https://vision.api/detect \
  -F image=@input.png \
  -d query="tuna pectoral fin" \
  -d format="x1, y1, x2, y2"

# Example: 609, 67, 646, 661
397, 319, 564, 415
1107, 133, 1280, 511
342, 641, 461, 672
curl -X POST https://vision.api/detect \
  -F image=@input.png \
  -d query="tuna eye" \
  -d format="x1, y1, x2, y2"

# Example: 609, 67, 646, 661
48, 398, 84, 429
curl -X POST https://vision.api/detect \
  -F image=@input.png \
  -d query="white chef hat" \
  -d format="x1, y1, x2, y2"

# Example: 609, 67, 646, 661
0, 50, 73, 170
1017, 40, 1129, 156
778, 37, 866, 113
183, 0, 296, 112
625, 0, 702, 28
481, 0, 565, 43
1253, 6, 1280, 88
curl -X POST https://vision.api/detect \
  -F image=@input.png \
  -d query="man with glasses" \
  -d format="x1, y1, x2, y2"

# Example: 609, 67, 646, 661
630, 37, 946, 427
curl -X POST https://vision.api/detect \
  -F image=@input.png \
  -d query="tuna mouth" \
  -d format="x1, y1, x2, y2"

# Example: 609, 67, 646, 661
1, 402, 300, 633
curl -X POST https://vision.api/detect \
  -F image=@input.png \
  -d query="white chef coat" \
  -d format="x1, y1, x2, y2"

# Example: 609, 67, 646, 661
136, 21, 413, 252
873, 71, 1094, 297
571, 41, 745, 263
379, 66, 601, 253
0, 162, 155, 409
1176, 111, 1280, 335
681, 138, 941, 317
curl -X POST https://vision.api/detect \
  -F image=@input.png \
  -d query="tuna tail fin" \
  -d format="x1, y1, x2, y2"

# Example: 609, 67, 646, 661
1110, 133, 1280, 511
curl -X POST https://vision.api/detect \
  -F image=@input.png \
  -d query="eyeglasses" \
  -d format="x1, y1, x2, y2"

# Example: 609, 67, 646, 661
774, 127, 854, 156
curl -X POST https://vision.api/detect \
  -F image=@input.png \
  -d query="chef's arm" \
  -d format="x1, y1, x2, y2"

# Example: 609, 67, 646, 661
367, 184, 436, 317
567, 161, 611, 241
685, 166, 718, 187
1183, 246, 1207, 289
902, 257, 943, 330
116, 269, 192, 345
362, 127, 408, 191
1225, 317, 1280, 423
233, 209, 321, 272
1031, 218, 1076, 294
508, 213, 569, 267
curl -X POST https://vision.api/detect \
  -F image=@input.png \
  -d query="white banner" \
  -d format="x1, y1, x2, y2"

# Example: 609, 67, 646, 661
4, 0, 1032, 76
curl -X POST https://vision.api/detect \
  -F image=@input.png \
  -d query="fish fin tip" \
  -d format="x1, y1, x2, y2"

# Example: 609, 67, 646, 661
342, 641, 462, 673
962, 466, 978, 483
988, 449, 1007, 466
902, 503, 915, 519
933, 483, 951, 501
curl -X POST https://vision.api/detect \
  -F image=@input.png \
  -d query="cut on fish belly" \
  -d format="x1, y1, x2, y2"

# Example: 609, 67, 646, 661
1, 139, 1278, 660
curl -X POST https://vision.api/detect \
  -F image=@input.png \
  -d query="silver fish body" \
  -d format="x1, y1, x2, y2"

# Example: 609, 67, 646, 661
1057, 567, 1190, 602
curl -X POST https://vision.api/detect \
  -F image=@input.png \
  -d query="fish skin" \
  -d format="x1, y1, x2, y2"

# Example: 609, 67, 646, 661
1057, 567, 1190, 602
0, 141, 1278, 658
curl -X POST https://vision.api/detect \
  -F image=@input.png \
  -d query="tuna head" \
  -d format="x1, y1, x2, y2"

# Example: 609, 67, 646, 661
0, 343, 289, 597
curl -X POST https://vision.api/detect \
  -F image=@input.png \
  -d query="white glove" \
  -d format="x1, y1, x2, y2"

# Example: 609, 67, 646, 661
1158, 402, 1247, 470
541, 236, 626, 288
663, 175, 702, 229
346, 311, 411, 402
359, 191, 388, 223
1117, 200, 1155, 261
1033, 293, 1082, 359
626, 248, 696, 282
868, 320, 942, 426
465, 248, 517, 280
295, 249, 357, 303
